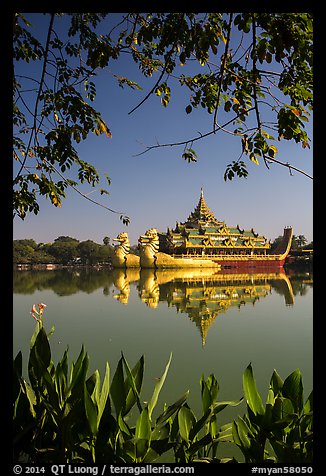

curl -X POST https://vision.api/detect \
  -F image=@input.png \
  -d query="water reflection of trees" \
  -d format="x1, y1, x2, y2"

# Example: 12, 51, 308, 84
288, 276, 313, 296
13, 269, 116, 296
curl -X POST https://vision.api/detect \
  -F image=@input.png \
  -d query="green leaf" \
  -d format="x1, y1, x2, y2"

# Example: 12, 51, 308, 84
98, 362, 110, 424
216, 422, 233, 443
122, 352, 143, 413
189, 408, 211, 441
47, 325, 56, 338
155, 86, 163, 96
42, 366, 60, 409
69, 346, 89, 400
270, 369, 284, 396
282, 369, 304, 413
201, 382, 211, 414
213, 397, 244, 415
155, 391, 189, 428
30, 322, 43, 349
13, 352, 23, 409
118, 411, 132, 436
22, 380, 37, 417
303, 390, 313, 414
179, 51, 186, 64
182, 148, 198, 163
84, 384, 98, 435
273, 396, 294, 421
243, 363, 265, 417
55, 351, 68, 404
224, 100, 231, 112
110, 357, 126, 417
200, 374, 219, 413
151, 423, 170, 446
249, 152, 259, 165
187, 433, 212, 457
268, 145, 278, 156
29, 326, 52, 387
87, 369, 101, 402
161, 96, 169, 107
264, 389, 275, 428
232, 418, 251, 449
124, 437, 150, 461
178, 406, 196, 444
148, 352, 172, 420
135, 407, 152, 441
124, 356, 144, 415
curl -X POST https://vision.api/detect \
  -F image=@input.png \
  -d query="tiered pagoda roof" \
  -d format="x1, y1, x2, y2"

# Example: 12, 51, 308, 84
159, 189, 270, 254
186, 188, 220, 226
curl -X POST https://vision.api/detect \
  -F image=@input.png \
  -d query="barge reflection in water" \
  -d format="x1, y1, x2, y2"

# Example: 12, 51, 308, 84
112, 268, 295, 346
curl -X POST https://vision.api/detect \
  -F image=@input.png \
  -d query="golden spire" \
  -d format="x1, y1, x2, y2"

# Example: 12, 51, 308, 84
187, 189, 218, 224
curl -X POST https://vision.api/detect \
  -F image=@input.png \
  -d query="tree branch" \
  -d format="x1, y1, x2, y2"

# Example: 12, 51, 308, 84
128, 13, 185, 115
213, 13, 233, 132
133, 109, 313, 180
14, 13, 55, 183
128, 61, 166, 115
262, 154, 313, 180
251, 15, 262, 130
41, 157, 129, 216
133, 109, 255, 156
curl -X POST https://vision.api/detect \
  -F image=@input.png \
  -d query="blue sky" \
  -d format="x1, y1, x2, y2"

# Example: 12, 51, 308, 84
13, 13, 313, 245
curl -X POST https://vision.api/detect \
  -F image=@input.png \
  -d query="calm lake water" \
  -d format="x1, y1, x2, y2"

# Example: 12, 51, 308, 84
13, 267, 313, 459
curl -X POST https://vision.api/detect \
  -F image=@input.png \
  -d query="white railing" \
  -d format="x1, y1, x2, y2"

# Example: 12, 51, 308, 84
172, 253, 282, 261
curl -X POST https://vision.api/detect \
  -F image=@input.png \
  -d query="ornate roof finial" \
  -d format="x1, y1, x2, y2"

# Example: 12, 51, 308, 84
186, 188, 217, 225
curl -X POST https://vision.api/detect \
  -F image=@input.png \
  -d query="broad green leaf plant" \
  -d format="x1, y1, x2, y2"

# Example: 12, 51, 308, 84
13, 304, 312, 463
232, 363, 313, 463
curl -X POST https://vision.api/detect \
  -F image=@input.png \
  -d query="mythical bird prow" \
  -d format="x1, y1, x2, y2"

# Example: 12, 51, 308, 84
111, 232, 140, 268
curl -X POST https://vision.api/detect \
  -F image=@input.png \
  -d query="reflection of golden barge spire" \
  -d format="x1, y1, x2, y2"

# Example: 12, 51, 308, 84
194, 310, 219, 348
158, 270, 293, 346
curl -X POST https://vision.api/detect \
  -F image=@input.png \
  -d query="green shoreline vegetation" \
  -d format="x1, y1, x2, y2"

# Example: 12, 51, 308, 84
13, 305, 313, 464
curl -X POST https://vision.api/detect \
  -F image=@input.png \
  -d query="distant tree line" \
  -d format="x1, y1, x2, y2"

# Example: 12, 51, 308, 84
13, 236, 116, 266
13, 234, 311, 266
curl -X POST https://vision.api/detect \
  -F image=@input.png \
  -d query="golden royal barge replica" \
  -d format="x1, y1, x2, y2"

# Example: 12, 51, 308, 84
110, 190, 292, 269
156, 189, 293, 270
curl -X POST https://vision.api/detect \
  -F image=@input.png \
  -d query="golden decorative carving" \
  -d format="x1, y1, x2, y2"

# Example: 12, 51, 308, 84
139, 228, 221, 269
111, 232, 140, 268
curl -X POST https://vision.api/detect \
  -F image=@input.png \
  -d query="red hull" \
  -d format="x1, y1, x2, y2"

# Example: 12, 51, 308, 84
206, 227, 292, 270
212, 258, 286, 270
